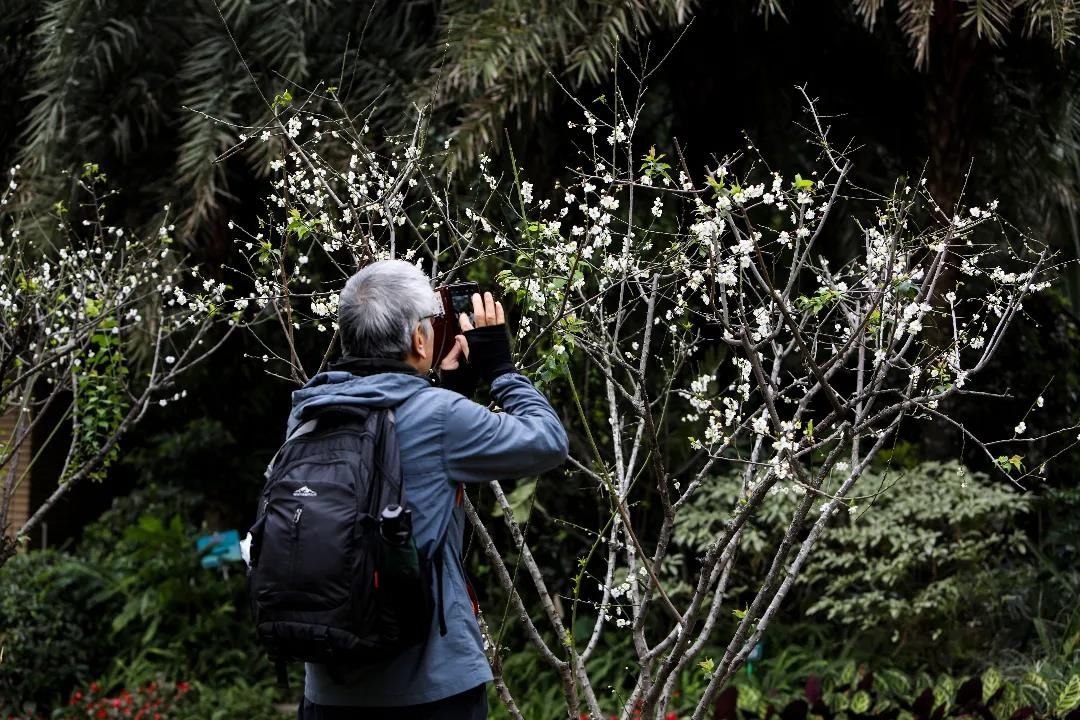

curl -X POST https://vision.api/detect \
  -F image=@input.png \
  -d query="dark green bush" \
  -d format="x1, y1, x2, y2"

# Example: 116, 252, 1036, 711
1, 497, 280, 715
85, 512, 270, 689
172, 680, 283, 720
674, 460, 1031, 670
0, 550, 113, 715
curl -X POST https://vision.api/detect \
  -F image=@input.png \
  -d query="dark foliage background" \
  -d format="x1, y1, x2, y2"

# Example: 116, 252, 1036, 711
2, 1, 1079, 717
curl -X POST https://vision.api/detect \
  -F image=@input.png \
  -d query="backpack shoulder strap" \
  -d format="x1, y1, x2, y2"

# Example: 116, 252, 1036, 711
429, 480, 465, 637
264, 418, 320, 479
264, 404, 379, 480
372, 408, 403, 506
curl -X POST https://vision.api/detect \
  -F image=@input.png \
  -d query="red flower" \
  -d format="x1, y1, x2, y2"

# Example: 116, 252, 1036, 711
666, 713, 679, 720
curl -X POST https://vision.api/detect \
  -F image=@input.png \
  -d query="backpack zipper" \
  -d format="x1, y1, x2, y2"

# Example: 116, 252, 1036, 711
288, 505, 304, 577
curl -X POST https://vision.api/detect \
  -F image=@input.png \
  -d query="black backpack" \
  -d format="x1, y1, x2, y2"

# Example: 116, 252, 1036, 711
246, 405, 449, 683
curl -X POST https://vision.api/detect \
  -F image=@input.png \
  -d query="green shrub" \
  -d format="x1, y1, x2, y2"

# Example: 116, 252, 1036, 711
675, 460, 1030, 668
173, 680, 283, 720
85, 513, 270, 689
0, 550, 113, 715
1, 505, 283, 716
79, 483, 200, 557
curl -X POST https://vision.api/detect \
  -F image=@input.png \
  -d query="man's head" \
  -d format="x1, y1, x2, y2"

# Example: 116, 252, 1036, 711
338, 260, 440, 373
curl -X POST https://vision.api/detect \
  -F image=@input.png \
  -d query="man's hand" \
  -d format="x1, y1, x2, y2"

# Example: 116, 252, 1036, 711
438, 292, 503, 371
438, 335, 470, 372
462, 291, 505, 331
448, 291, 516, 383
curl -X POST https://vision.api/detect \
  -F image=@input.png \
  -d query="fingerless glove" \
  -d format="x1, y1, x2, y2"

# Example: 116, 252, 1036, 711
437, 362, 479, 398
463, 325, 517, 383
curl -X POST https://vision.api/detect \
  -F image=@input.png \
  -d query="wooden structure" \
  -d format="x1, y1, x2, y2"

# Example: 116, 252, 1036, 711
1, 408, 32, 536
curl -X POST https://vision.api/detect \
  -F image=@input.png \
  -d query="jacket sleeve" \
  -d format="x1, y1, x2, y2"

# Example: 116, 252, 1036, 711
442, 372, 569, 483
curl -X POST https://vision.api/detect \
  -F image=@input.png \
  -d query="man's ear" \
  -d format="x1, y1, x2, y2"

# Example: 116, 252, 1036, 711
412, 324, 429, 360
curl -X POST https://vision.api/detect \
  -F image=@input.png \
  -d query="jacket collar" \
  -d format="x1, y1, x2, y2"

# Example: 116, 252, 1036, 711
329, 355, 424, 378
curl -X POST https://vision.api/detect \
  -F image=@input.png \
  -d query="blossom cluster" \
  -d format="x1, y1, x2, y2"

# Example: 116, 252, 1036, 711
487, 105, 1052, 501
1, 170, 225, 385
228, 112, 433, 329
1, 166, 229, 509
227, 96, 1057, 505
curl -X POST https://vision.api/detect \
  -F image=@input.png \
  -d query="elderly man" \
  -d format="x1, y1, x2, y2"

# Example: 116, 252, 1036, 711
290, 259, 568, 719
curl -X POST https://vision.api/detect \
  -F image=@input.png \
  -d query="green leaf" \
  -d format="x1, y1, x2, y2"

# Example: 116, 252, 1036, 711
850, 690, 871, 714
995, 454, 1025, 474
137, 515, 164, 534
872, 698, 895, 714
894, 278, 918, 297
272, 88, 294, 111
840, 660, 857, 687
286, 208, 321, 240
867, 308, 882, 332
833, 692, 850, 712
737, 685, 763, 712
796, 288, 840, 316
698, 657, 715, 676
1057, 675, 1080, 714
639, 146, 672, 180
81, 162, 104, 181
706, 175, 726, 196
1024, 671, 1050, 701
934, 675, 955, 712
982, 667, 1002, 702
794, 173, 814, 190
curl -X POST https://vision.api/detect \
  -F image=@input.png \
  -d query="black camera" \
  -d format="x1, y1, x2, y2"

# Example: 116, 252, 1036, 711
430, 282, 480, 367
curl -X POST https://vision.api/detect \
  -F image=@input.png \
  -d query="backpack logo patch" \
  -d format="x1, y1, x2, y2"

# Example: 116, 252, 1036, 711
292, 486, 318, 497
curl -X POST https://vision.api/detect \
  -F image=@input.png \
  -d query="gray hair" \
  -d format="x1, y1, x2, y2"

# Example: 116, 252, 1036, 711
338, 260, 437, 359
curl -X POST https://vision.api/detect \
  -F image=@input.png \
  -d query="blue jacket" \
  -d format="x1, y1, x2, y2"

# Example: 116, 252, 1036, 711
288, 369, 568, 706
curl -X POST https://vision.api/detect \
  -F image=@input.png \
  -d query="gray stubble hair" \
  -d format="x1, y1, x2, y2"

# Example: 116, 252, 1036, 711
338, 259, 438, 359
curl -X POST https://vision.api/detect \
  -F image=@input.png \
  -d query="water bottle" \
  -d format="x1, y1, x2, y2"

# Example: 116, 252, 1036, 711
379, 504, 419, 579
379, 504, 412, 544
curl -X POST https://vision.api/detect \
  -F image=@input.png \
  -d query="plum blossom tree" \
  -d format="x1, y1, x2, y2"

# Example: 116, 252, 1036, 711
0, 165, 231, 563
126, 80, 1080, 717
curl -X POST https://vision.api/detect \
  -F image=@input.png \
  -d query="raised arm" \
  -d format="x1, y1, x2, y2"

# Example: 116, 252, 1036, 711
436, 291, 568, 483
443, 373, 568, 483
